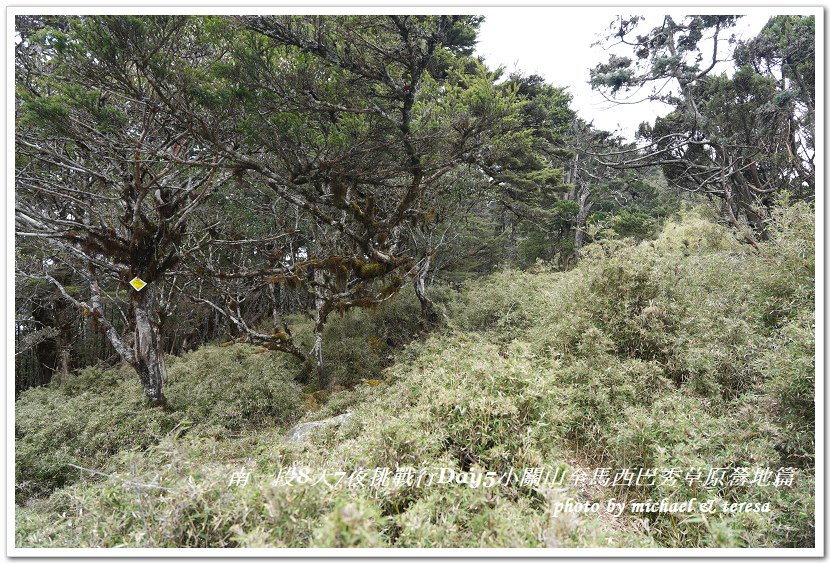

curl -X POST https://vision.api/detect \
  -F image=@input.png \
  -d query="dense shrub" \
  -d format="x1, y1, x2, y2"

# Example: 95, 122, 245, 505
16, 203, 814, 548
761, 310, 815, 465
288, 286, 449, 388
15, 366, 182, 502
16, 345, 304, 502
165, 344, 304, 432
610, 209, 658, 240
449, 267, 565, 336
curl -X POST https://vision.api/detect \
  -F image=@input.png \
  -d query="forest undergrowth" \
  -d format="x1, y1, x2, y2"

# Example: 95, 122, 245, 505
15, 203, 815, 548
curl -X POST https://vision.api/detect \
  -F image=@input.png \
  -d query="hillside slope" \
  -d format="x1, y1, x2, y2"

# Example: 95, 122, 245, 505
16, 204, 815, 548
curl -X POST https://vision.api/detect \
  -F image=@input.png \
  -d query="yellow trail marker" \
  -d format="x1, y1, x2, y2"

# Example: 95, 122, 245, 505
129, 277, 147, 291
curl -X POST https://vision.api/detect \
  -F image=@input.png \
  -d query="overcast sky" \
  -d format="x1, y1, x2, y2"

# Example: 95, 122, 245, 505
475, 9, 775, 140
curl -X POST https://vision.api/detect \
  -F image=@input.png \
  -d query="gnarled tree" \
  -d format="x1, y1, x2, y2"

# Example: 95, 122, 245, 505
589, 15, 815, 243
15, 16, 227, 405
158, 15, 524, 386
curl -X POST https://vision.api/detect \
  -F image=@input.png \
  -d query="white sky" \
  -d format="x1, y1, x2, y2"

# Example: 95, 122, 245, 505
475, 9, 775, 140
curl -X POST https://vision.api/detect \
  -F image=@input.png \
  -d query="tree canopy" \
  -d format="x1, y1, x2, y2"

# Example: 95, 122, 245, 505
15, 13, 815, 403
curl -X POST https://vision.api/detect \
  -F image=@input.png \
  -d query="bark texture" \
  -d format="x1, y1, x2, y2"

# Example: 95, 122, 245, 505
414, 254, 440, 332
130, 285, 168, 406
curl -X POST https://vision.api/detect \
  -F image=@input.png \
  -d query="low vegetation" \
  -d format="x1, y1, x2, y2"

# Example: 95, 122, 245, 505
16, 203, 815, 548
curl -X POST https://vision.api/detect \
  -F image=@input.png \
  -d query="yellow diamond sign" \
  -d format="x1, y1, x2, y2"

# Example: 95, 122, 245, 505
129, 277, 147, 291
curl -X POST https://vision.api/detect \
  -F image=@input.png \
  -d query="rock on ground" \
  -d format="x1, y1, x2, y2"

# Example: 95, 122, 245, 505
284, 412, 352, 445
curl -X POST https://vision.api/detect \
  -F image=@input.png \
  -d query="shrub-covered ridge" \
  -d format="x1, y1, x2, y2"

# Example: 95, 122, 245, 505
16, 203, 815, 548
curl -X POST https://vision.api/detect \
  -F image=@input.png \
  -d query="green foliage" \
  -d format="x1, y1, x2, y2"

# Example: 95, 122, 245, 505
311, 499, 389, 547
15, 365, 182, 502
394, 486, 545, 547
165, 345, 304, 433
517, 230, 551, 267
286, 287, 434, 388
438, 203, 814, 547
449, 267, 561, 335
761, 310, 815, 465
590, 54, 635, 94
609, 209, 658, 240
15, 203, 814, 548
16, 345, 304, 502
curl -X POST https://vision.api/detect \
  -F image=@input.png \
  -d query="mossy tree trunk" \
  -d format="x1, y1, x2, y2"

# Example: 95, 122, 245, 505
414, 254, 440, 332
43, 274, 170, 407
310, 268, 331, 389
310, 320, 327, 389
131, 285, 168, 407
